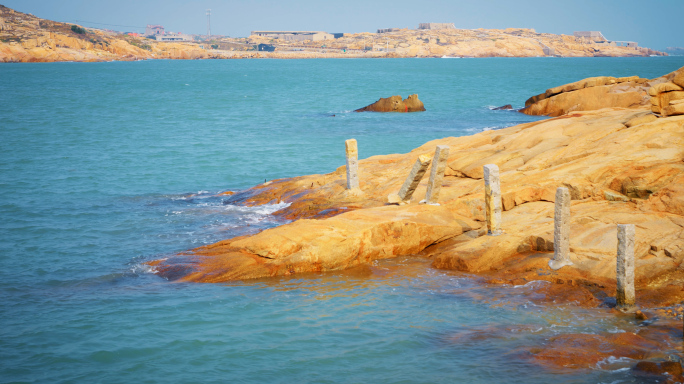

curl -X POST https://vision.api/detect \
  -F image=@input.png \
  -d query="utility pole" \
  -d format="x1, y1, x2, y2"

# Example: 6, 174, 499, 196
206, 9, 211, 37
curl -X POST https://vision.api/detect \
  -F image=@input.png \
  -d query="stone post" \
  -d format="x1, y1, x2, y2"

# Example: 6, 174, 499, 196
421, 145, 450, 205
345, 139, 359, 190
483, 164, 502, 235
388, 154, 432, 204
616, 224, 636, 310
549, 187, 573, 270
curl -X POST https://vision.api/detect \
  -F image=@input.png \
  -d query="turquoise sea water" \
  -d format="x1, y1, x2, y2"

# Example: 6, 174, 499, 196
2, 57, 684, 383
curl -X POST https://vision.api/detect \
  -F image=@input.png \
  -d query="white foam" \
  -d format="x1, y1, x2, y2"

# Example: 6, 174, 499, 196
130, 262, 159, 275
513, 280, 551, 289
225, 201, 290, 216
595, 355, 634, 370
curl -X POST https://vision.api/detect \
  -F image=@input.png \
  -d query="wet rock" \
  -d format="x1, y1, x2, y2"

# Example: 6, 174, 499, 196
635, 310, 648, 320
632, 361, 683, 381
527, 333, 662, 369
355, 94, 426, 112
493, 104, 513, 110
633, 361, 663, 374
662, 361, 684, 376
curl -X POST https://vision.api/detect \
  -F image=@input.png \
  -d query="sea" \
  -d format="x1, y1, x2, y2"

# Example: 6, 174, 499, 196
2, 57, 684, 383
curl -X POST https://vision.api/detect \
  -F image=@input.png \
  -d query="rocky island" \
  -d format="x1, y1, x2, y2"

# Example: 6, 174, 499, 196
0, 5, 667, 62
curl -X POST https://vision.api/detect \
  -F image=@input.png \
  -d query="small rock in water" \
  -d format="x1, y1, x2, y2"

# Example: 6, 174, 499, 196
355, 94, 425, 112
661, 361, 684, 376
635, 310, 648, 320
493, 104, 513, 110
633, 361, 663, 375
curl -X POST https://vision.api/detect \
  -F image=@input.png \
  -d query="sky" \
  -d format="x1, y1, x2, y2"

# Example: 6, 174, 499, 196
3, 0, 683, 50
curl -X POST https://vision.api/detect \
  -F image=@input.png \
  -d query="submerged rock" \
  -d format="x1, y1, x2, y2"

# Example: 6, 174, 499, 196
355, 94, 426, 112
525, 333, 661, 369
493, 104, 513, 110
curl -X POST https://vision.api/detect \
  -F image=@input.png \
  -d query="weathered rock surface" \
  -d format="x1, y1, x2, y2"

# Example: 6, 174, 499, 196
152, 68, 684, 310
520, 75, 657, 116
151, 204, 477, 282
520, 68, 684, 117
648, 68, 684, 117
523, 332, 661, 369
355, 94, 426, 112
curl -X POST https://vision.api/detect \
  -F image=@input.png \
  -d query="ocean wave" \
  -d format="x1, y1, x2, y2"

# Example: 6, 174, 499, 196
595, 356, 634, 370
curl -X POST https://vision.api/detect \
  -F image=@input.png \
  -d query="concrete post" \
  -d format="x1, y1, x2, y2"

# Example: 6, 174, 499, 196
345, 139, 359, 190
616, 224, 636, 310
549, 187, 573, 270
483, 164, 502, 235
388, 154, 432, 204
421, 145, 450, 205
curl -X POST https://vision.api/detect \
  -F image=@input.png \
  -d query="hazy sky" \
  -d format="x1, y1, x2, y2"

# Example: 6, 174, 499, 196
4, 0, 683, 49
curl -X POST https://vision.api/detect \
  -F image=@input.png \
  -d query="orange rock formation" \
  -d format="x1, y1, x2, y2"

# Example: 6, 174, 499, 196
153, 66, 684, 313
355, 94, 426, 112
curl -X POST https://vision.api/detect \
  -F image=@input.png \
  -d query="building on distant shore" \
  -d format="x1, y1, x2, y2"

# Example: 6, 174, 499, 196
377, 28, 400, 33
573, 31, 606, 42
418, 23, 455, 30
155, 33, 191, 42
145, 24, 165, 36
574, 31, 638, 48
251, 31, 334, 41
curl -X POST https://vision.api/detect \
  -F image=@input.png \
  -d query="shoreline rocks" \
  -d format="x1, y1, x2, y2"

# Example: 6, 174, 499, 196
152, 67, 684, 314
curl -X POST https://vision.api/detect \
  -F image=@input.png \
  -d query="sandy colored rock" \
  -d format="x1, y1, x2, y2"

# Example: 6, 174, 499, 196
521, 85, 647, 117
521, 68, 684, 117
355, 94, 426, 112
674, 70, 684, 88
624, 113, 658, 127
648, 82, 684, 96
662, 99, 684, 117
152, 204, 478, 282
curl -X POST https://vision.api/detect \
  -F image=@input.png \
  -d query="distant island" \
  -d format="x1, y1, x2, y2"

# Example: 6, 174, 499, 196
665, 47, 684, 56
0, 5, 667, 62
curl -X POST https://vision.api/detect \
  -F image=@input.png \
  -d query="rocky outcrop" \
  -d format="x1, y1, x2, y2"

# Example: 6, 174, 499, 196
521, 68, 684, 117
152, 74, 684, 310
0, 5, 221, 62
355, 94, 426, 112
520, 75, 654, 116
151, 204, 477, 282
649, 67, 684, 116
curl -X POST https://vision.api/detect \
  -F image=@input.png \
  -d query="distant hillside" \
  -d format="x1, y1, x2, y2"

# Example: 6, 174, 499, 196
0, 4, 217, 62
665, 47, 684, 56
0, 5, 667, 62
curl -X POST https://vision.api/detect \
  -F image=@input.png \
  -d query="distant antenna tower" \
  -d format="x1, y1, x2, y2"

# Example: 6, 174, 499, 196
206, 9, 211, 36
